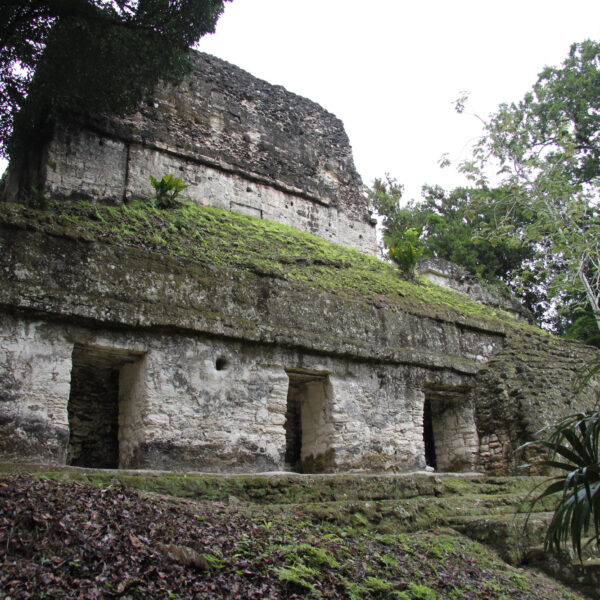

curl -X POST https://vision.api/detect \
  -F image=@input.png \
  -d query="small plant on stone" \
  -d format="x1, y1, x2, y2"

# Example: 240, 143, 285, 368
387, 228, 423, 275
149, 174, 189, 209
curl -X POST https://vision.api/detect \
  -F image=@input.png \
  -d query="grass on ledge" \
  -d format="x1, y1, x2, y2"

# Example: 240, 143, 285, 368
0, 198, 537, 332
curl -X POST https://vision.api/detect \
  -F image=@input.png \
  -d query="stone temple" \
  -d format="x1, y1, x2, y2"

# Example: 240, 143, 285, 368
0, 52, 597, 474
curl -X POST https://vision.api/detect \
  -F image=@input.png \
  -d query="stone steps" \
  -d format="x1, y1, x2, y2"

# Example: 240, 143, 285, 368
275, 492, 547, 535
447, 511, 553, 564
2, 465, 596, 598
0, 462, 546, 504
4, 462, 598, 596
448, 511, 600, 598
0, 465, 581, 546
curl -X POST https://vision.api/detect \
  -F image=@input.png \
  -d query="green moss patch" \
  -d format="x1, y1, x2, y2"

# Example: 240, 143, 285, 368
0, 199, 538, 332
0, 462, 543, 505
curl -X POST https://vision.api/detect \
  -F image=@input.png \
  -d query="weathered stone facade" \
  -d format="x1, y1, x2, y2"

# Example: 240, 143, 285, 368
0, 312, 476, 473
17, 52, 377, 255
0, 52, 597, 475
0, 210, 596, 474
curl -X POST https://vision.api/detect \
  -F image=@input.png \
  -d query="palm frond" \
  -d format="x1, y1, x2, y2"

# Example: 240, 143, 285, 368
520, 402, 600, 560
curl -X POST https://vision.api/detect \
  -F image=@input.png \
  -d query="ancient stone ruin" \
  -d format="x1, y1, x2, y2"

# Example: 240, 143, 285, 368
0, 51, 597, 475
5, 52, 377, 256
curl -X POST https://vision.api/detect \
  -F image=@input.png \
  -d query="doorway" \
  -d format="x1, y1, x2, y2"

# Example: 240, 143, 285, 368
423, 397, 437, 469
283, 370, 332, 473
67, 345, 144, 468
422, 384, 476, 472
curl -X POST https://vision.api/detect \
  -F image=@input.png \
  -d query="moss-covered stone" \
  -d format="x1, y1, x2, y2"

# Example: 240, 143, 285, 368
0, 199, 597, 474
0, 199, 536, 332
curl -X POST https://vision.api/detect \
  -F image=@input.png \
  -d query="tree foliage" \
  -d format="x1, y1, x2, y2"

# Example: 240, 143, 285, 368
471, 40, 600, 557
366, 176, 536, 300
0, 0, 229, 162
459, 40, 600, 334
369, 42, 600, 338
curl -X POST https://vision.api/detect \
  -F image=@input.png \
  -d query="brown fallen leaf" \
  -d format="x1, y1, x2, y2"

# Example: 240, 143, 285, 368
157, 543, 210, 570
128, 533, 144, 548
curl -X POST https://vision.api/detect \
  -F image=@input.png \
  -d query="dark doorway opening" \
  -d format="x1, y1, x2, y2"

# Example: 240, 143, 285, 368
284, 381, 303, 471
423, 384, 476, 472
283, 370, 331, 473
423, 397, 436, 469
67, 345, 143, 468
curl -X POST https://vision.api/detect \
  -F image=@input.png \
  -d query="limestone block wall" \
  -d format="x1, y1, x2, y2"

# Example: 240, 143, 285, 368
125, 143, 375, 254
124, 340, 291, 471
470, 330, 600, 475
478, 432, 512, 474
0, 315, 72, 463
43, 128, 129, 202
0, 220, 596, 474
0, 220, 515, 473
39, 51, 378, 255
0, 312, 479, 473
328, 367, 423, 472
1, 307, 594, 475
119, 336, 468, 473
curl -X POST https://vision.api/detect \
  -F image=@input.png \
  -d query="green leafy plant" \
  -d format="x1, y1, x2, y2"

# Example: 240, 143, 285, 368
276, 563, 319, 593
261, 519, 273, 532
406, 582, 439, 599
388, 228, 423, 275
203, 552, 225, 570
363, 576, 394, 593
520, 405, 600, 559
281, 543, 339, 569
149, 174, 189, 209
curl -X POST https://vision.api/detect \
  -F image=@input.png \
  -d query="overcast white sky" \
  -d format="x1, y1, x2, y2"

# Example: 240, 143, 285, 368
197, 0, 600, 201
